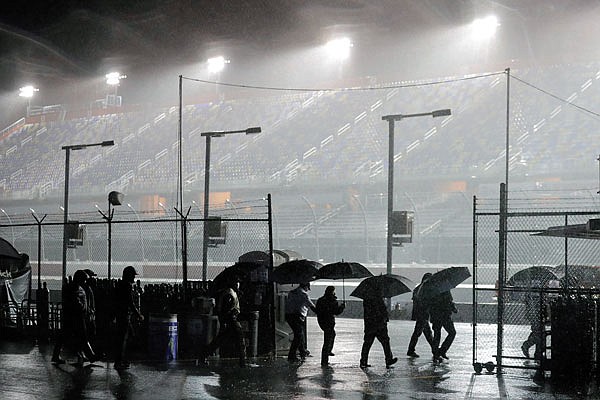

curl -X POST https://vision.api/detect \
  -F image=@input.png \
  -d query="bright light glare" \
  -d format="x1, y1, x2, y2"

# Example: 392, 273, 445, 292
326, 38, 353, 60
106, 72, 127, 85
471, 16, 499, 40
207, 56, 229, 73
19, 85, 39, 98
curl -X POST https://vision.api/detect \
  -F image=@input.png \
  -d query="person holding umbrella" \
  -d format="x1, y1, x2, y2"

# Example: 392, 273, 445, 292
199, 274, 246, 367
316, 286, 345, 367
285, 282, 317, 362
359, 290, 398, 369
407, 272, 434, 358
429, 289, 457, 362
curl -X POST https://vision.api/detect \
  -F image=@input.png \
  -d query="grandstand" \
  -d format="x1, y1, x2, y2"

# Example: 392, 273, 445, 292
1, 63, 600, 267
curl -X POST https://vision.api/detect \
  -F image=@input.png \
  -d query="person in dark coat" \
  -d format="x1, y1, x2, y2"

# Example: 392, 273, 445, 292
429, 289, 457, 362
285, 282, 317, 362
407, 273, 434, 358
82, 269, 97, 353
51, 269, 96, 366
113, 266, 144, 370
200, 277, 246, 367
359, 292, 398, 369
521, 290, 543, 360
316, 286, 345, 367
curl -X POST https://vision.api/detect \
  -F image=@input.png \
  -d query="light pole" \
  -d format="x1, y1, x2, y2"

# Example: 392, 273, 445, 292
127, 203, 146, 262
201, 126, 261, 281
381, 109, 451, 284
0, 208, 15, 245
62, 140, 114, 287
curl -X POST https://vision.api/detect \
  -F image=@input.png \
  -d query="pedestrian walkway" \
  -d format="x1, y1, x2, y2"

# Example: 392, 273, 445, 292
0, 318, 595, 399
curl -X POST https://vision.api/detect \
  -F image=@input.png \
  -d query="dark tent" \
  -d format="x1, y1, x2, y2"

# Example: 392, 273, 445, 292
0, 237, 31, 328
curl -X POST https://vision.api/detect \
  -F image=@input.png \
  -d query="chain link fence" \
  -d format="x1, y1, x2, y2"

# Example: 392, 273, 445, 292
0, 197, 271, 291
473, 184, 600, 374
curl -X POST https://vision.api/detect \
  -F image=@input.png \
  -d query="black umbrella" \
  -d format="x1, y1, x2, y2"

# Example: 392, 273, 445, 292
271, 259, 322, 284
507, 266, 557, 287
212, 262, 264, 292
506, 266, 558, 302
349, 274, 413, 300
417, 266, 471, 301
317, 260, 373, 300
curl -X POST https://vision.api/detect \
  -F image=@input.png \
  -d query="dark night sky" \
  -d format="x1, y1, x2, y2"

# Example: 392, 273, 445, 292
1, 0, 599, 125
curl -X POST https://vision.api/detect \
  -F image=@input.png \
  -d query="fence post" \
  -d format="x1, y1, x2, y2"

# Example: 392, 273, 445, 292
497, 182, 507, 374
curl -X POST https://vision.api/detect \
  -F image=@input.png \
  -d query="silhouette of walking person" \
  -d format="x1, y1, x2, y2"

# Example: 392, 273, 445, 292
407, 273, 434, 358
113, 266, 144, 370
200, 276, 246, 367
316, 286, 345, 367
359, 291, 397, 369
429, 289, 457, 362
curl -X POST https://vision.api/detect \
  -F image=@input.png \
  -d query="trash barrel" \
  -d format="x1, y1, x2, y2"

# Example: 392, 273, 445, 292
148, 314, 178, 362
180, 313, 218, 358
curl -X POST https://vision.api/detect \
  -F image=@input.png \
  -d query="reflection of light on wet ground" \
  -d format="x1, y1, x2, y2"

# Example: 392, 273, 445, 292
0, 318, 596, 399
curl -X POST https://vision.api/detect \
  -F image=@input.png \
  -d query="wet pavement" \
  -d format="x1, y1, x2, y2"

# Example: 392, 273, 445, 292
1, 318, 597, 399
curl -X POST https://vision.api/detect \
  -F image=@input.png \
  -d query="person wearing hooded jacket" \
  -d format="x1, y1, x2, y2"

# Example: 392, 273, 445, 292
316, 286, 345, 367
51, 269, 96, 366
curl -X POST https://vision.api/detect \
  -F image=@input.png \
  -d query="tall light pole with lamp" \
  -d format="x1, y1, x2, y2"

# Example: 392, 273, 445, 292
61, 141, 114, 287
200, 127, 261, 281
381, 109, 451, 301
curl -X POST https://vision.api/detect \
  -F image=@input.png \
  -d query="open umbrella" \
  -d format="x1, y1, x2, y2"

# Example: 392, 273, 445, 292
507, 266, 557, 287
212, 262, 264, 292
416, 266, 471, 301
506, 266, 558, 302
317, 260, 373, 300
271, 259, 322, 284
349, 274, 413, 300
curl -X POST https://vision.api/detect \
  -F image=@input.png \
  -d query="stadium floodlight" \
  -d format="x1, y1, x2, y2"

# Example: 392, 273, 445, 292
200, 126, 262, 281
471, 15, 499, 40
207, 56, 229, 73
381, 109, 451, 307
19, 86, 39, 117
105, 72, 127, 85
325, 37, 353, 60
19, 85, 39, 98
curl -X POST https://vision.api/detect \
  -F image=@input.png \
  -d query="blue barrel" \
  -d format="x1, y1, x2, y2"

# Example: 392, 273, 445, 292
148, 314, 178, 362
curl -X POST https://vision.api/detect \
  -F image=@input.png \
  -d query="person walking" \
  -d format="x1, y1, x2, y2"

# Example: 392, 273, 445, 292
285, 282, 317, 362
315, 286, 345, 367
113, 266, 144, 370
199, 276, 246, 367
359, 292, 398, 369
51, 270, 96, 366
429, 289, 457, 362
407, 273, 434, 358
82, 269, 98, 355
521, 290, 544, 360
